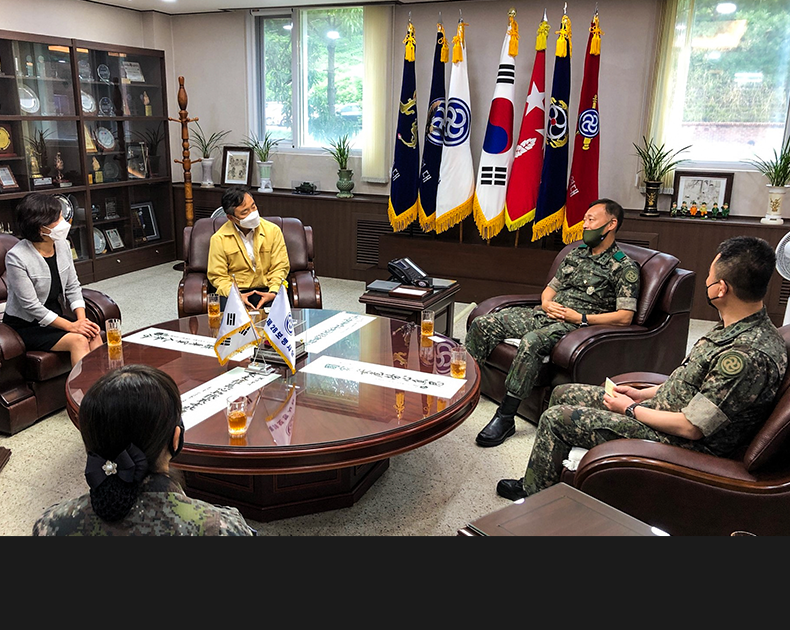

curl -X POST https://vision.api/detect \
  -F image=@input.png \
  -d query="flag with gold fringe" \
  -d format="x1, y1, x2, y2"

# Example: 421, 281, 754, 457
435, 19, 474, 234
472, 10, 520, 240
261, 282, 296, 374
505, 14, 549, 231
388, 20, 420, 233
214, 282, 260, 366
564, 10, 603, 244
417, 21, 449, 232
531, 10, 572, 242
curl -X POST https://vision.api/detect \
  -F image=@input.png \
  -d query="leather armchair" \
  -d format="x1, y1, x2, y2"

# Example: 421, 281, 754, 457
562, 326, 790, 536
178, 215, 322, 318
466, 241, 696, 424
0, 233, 121, 435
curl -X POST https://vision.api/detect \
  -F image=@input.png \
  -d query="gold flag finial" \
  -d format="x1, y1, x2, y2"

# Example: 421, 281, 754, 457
403, 20, 416, 62
590, 11, 603, 56
508, 10, 519, 57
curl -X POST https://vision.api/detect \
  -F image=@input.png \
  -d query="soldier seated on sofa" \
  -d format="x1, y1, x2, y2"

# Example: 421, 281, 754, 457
497, 236, 787, 501
466, 198, 641, 448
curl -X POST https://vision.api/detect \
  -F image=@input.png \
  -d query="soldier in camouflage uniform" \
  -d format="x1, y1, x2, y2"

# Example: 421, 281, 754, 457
32, 364, 256, 536
497, 236, 788, 500
467, 199, 641, 447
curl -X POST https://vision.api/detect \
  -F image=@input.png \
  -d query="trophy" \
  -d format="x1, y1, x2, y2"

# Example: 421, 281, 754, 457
92, 156, 103, 184
53, 151, 71, 188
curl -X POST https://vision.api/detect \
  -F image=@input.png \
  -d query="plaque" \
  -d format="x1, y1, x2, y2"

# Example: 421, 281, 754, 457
98, 96, 114, 117
97, 63, 111, 83
95, 127, 115, 151
81, 91, 96, 114
78, 59, 91, 81
121, 61, 145, 83
18, 85, 40, 114
0, 123, 15, 156
104, 197, 119, 220
0, 165, 19, 191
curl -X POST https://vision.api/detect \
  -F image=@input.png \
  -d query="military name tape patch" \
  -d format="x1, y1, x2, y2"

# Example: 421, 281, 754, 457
719, 352, 745, 376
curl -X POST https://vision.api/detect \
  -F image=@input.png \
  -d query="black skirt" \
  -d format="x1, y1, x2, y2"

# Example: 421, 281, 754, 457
2, 312, 76, 352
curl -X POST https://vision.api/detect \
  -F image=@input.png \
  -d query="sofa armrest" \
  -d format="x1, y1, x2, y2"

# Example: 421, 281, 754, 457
609, 372, 669, 388
178, 274, 208, 318
550, 324, 649, 371
289, 270, 322, 309
467, 294, 542, 329
0, 322, 26, 362
82, 288, 121, 326
182, 225, 193, 268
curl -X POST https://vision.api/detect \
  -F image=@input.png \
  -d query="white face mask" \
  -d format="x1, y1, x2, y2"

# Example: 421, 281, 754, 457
238, 210, 260, 230
43, 218, 71, 242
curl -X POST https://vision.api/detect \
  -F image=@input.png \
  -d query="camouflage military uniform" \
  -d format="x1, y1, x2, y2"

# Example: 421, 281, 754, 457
466, 242, 640, 399
32, 473, 256, 536
520, 307, 787, 496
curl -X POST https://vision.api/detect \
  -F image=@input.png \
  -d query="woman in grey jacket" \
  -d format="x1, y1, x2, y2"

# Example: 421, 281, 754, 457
3, 193, 102, 365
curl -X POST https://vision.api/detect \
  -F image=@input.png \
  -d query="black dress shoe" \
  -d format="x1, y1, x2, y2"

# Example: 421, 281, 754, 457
475, 412, 516, 447
497, 478, 529, 501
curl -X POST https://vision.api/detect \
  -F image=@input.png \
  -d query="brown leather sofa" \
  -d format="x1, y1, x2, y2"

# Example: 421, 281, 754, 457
0, 233, 121, 435
562, 325, 790, 536
466, 241, 696, 424
177, 215, 322, 317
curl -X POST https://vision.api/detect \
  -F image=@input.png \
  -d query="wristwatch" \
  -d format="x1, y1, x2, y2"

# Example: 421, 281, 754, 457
625, 402, 641, 419
579, 313, 589, 327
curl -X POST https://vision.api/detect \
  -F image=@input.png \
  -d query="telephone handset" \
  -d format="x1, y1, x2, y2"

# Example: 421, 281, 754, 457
387, 257, 433, 288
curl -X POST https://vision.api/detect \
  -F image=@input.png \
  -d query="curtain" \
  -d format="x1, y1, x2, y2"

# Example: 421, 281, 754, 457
361, 5, 393, 182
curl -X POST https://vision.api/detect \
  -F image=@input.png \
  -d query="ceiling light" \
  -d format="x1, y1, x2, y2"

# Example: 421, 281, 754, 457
716, 3, 737, 14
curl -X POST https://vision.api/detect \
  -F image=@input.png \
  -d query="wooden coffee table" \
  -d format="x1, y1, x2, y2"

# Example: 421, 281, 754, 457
65, 309, 479, 522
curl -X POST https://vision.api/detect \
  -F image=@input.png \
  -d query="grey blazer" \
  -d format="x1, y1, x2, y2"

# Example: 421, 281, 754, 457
4, 239, 85, 327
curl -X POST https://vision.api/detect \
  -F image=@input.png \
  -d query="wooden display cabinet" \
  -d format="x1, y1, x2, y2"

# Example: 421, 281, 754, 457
0, 29, 174, 283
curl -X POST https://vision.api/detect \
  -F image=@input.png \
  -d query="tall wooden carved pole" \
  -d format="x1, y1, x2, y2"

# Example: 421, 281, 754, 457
168, 76, 200, 227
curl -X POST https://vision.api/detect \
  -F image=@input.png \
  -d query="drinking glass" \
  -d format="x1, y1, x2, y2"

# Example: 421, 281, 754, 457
207, 293, 221, 318
421, 310, 435, 337
106, 318, 122, 348
450, 345, 467, 379
226, 396, 249, 437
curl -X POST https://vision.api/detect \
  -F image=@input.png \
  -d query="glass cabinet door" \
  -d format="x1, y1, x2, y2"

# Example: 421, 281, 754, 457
10, 40, 75, 117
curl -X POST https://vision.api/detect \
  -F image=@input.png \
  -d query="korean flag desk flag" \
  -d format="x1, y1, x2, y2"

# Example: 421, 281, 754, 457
261, 282, 297, 375
214, 283, 260, 366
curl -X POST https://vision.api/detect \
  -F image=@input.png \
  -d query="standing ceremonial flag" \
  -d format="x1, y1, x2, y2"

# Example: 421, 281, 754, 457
531, 9, 572, 242
417, 21, 449, 232
261, 282, 296, 374
388, 19, 420, 232
214, 282, 260, 366
505, 14, 550, 231
564, 10, 603, 244
472, 10, 520, 240
435, 19, 474, 234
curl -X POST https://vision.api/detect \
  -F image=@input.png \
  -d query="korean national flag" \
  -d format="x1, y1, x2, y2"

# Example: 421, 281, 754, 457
214, 283, 260, 365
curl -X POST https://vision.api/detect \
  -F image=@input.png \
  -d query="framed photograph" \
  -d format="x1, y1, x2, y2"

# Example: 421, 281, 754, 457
221, 146, 253, 186
130, 202, 160, 242
672, 171, 734, 211
0, 165, 19, 192
105, 228, 125, 251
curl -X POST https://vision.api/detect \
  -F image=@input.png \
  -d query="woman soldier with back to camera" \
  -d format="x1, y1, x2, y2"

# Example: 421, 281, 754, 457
33, 364, 257, 536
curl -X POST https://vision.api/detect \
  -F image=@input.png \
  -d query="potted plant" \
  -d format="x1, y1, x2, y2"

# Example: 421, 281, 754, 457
189, 122, 231, 188
243, 131, 283, 193
323, 133, 354, 198
744, 136, 790, 225
133, 122, 166, 177
633, 136, 691, 217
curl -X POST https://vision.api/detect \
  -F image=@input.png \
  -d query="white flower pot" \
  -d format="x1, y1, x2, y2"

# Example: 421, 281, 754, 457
257, 160, 273, 193
761, 185, 788, 225
200, 157, 215, 188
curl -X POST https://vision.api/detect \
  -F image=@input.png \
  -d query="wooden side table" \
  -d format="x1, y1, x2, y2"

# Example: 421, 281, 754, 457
359, 282, 461, 338
458, 483, 667, 536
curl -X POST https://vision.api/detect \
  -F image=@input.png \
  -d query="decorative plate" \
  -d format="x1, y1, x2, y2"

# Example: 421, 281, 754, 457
18, 85, 40, 114
54, 194, 74, 223
68, 194, 81, 220
95, 127, 115, 151
103, 159, 120, 181
93, 227, 107, 255
98, 96, 114, 117
81, 91, 96, 114
0, 126, 11, 152
78, 59, 92, 81
97, 63, 111, 83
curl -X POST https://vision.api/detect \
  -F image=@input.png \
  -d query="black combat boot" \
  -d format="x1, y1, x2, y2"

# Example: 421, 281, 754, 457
475, 394, 521, 447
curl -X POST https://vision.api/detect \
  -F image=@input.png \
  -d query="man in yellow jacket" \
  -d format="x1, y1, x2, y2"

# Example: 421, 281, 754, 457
207, 186, 290, 311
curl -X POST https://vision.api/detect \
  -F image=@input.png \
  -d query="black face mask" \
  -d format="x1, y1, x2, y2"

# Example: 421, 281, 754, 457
169, 418, 185, 458
706, 280, 725, 309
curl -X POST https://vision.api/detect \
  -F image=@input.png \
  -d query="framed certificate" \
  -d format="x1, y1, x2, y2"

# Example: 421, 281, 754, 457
0, 165, 19, 191
105, 228, 125, 251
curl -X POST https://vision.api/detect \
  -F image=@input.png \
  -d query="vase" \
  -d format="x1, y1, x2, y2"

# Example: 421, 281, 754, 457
257, 160, 273, 193
200, 157, 215, 188
761, 185, 787, 225
640, 180, 662, 217
336, 168, 354, 199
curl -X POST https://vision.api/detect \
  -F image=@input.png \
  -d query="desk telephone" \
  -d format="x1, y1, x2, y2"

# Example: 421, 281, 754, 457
387, 257, 433, 289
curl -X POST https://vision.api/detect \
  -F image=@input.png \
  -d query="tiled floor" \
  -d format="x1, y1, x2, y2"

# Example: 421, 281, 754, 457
0, 263, 716, 536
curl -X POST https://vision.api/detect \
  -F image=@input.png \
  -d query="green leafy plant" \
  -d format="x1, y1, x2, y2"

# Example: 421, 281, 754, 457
189, 122, 231, 159
243, 131, 283, 162
323, 133, 352, 170
133, 122, 166, 157
743, 136, 790, 186
633, 136, 691, 182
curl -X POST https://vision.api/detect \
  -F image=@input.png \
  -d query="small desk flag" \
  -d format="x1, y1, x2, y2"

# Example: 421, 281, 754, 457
505, 16, 549, 231
435, 19, 475, 234
417, 22, 448, 232
214, 283, 260, 366
472, 11, 519, 240
388, 19, 420, 232
564, 11, 603, 244
261, 282, 296, 374
531, 11, 572, 242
